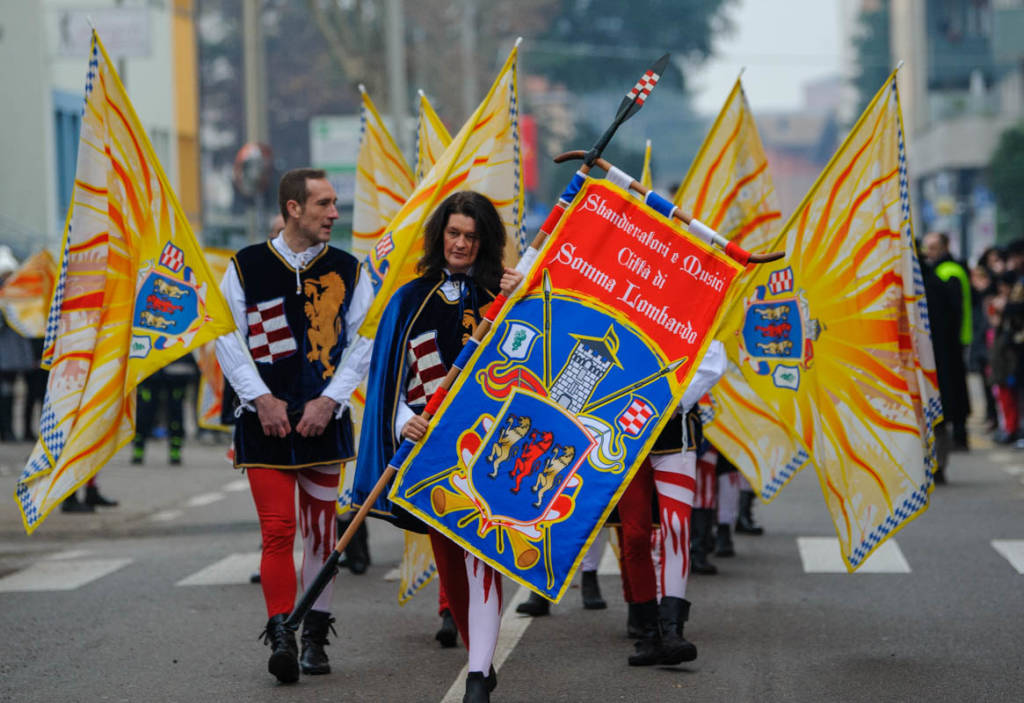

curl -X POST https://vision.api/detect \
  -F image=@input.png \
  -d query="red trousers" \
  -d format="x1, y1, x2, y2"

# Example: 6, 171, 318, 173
617, 458, 657, 603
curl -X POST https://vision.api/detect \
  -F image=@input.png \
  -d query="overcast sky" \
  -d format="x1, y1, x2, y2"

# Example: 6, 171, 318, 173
687, 0, 845, 115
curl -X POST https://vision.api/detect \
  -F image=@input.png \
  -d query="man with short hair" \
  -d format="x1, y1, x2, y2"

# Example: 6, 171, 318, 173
921, 231, 972, 450
216, 168, 374, 683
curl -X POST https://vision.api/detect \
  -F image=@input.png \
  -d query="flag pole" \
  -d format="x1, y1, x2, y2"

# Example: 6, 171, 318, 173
282, 51, 674, 631
552, 151, 785, 265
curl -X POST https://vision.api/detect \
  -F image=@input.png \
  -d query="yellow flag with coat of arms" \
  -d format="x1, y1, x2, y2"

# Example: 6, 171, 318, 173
15, 31, 233, 533
715, 70, 939, 570
671, 79, 809, 501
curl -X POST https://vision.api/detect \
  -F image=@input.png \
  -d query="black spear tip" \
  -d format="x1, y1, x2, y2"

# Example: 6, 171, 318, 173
651, 53, 671, 77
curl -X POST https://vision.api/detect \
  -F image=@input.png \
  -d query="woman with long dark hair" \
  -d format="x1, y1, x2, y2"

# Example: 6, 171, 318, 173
354, 191, 523, 702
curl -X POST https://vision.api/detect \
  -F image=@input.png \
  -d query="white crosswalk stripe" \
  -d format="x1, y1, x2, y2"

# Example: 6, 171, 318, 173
797, 537, 911, 573
175, 551, 302, 586
0, 557, 132, 592
991, 540, 1024, 574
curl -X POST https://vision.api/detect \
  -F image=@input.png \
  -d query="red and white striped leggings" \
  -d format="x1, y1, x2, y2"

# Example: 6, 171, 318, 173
247, 464, 340, 618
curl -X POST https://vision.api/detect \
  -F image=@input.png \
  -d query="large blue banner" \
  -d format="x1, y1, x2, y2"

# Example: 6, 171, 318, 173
389, 180, 742, 600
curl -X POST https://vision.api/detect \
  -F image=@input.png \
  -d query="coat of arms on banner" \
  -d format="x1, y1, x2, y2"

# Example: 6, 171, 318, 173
130, 244, 215, 357
738, 265, 822, 391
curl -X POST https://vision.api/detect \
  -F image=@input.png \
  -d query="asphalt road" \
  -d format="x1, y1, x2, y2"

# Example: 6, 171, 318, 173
1, 427, 1022, 702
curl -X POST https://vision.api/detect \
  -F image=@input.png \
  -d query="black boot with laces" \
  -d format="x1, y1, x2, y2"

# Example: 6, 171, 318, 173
300, 610, 336, 675
260, 614, 299, 683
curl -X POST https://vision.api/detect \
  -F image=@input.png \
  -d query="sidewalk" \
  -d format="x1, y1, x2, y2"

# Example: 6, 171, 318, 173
0, 436, 243, 542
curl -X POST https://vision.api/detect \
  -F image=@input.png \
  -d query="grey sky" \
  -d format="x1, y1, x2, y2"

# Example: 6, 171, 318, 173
688, 0, 844, 115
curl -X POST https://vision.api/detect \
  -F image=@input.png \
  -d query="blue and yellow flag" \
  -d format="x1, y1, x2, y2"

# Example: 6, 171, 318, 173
719, 70, 938, 569
389, 179, 743, 600
671, 80, 808, 501
16, 31, 233, 533
359, 41, 525, 337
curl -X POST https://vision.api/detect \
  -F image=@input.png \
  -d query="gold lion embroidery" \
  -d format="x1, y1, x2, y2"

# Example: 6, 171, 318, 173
303, 271, 345, 379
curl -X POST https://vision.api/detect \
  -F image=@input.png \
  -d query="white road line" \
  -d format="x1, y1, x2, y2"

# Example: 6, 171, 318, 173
383, 567, 401, 582
991, 540, 1024, 574
44, 549, 93, 560
222, 479, 249, 492
441, 585, 533, 703
797, 537, 911, 573
184, 492, 224, 508
150, 509, 183, 522
176, 550, 302, 586
990, 451, 1013, 463
1003, 465, 1024, 476
0, 558, 132, 592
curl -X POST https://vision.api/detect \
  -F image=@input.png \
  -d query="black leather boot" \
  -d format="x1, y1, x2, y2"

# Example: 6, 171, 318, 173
85, 485, 118, 507
515, 590, 550, 616
61, 493, 94, 513
580, 570, 606, 610
716, 523, 735, 557
626, 602, 643, 638
300, 609, 335, 675
658, 596, 697, 664
736, 490, 764, 534
627, 600, 664, 666
689, 508, 717, 575
463, 670, 490, 702
436, 608, 458, 647
260, 614, 299, 683
339, 519, 370, 574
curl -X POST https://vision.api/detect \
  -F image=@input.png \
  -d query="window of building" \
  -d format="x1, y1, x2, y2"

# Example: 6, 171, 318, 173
53, 90, 82, 224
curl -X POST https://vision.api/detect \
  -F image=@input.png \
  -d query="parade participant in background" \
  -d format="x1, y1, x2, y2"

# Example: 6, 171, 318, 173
0, 246, 33, 443
215, 168, 374, 684
921, 231, 972, 450
354, 191, 522, 702
514, 533, 608, 616
615, 340, 725, 666
131, 355, 198, 465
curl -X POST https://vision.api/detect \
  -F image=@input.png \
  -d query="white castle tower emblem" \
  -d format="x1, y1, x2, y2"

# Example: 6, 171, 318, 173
549, 326, 622, 413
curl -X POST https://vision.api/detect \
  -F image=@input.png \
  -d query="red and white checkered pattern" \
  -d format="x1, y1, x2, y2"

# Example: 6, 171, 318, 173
375, 232, 395, 260
159, 242, 185, 273
406, 331, 447, 405
246, 297, 296, 364
617, 397, 654, 436
768, 267, 794, 295
626, 70, 660, 105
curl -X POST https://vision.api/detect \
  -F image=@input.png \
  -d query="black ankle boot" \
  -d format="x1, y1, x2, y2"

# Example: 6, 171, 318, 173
580, 570, 606, 610
626, 602, 643, 638
689, 509, 717, 575
515, 590, 550, 616
61, 493, 94, 513
736, 490, 764, 534
260, 614, 299, 683
716, 523, 735, 557
628, 600, 664, 666
463, 670, 490, 702
436, 608, 458, 647
85, 485, 118, 507
300, 609, 335, 675
658, 596, 697, 664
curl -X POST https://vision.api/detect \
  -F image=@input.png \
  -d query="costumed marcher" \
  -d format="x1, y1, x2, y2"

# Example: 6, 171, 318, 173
131, 355, 198, 465
735, 473, 764, 535
715, 456, 740, 557
0, 246, 34, 443
215, 168, 374, 684
353, 191, 524, 702
921, 231, 971, 450
689, 445, 718, 574
616, 340, 726, 666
